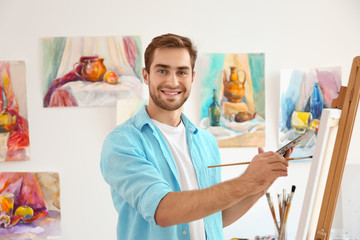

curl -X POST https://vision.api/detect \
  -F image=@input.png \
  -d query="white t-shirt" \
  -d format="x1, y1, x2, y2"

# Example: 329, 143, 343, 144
152, 119, 206, 240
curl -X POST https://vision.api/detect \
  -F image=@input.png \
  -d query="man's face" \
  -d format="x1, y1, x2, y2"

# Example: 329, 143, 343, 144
143, 48, 195, 111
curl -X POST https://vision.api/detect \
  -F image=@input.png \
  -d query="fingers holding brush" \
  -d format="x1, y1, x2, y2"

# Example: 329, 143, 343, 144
283, 146, 294, 159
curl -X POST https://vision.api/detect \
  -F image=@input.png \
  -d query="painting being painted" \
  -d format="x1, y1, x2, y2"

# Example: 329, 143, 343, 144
0, 172, 61, 239
0, 61, 30, 162
199, 53, 265, 148
279, 67, 341, 158
42, 36, 144, 108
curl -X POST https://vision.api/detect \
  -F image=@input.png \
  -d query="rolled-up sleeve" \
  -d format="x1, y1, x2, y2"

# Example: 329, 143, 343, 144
100, 127, 172, 225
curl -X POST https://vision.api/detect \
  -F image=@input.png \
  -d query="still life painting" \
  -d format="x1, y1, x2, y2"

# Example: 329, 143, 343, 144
42, 36, 144, 108
0, 61, 30, 162
198, 53, 265, 148
0, 172, 61, 239
279, 67, 341, 158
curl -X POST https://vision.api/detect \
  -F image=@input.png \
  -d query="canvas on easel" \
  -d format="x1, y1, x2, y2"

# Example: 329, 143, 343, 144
295, 56, 360, 240
295, 108, 341, 240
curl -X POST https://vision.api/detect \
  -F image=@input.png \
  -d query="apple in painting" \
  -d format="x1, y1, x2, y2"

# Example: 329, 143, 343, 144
104, 71, 119, 84
309, 119, 320, 133
15, 206, 34, 220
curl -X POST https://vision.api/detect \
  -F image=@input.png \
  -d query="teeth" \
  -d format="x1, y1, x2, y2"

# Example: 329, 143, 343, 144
164, 92, 178, 95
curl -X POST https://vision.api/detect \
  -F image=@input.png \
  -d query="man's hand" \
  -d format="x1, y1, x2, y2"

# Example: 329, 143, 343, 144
241, 147, 289, 195
283, 147, 294, 159
155, 147, 295, 228
221, 147, 294, 227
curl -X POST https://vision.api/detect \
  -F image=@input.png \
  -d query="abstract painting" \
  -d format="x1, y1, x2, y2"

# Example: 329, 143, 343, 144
279, 67, 341, 158
0, 172, 61, 239
0, 61, 30, 162
42, 36, 144, 108
198, 53, 265, 148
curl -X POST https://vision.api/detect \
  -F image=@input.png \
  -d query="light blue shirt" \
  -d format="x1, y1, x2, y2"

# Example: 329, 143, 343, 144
100, 106, 224, 240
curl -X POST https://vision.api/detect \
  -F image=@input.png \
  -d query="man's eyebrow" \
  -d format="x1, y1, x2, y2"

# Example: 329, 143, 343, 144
177, 66, 191, 70
154, 64, 170, 69
154, 64, 190, 70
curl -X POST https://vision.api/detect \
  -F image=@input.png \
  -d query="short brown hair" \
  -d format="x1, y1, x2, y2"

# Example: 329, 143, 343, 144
144, 33, 197, 73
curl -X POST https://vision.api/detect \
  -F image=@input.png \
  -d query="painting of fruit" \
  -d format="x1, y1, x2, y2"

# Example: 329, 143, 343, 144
0, 61, 30, 162
0, 172, 61, 239
42, 36, 144, 108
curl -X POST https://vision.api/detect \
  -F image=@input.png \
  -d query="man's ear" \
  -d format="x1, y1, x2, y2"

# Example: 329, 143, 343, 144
191, 71, 196, 83
142, 68, 149, 85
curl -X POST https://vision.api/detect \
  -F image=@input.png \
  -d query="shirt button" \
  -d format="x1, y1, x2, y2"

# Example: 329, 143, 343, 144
182, 230, 187, 235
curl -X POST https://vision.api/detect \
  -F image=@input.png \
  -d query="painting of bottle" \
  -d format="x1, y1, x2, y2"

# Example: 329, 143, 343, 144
310, 83, 323, 120
208, 89, 221, 126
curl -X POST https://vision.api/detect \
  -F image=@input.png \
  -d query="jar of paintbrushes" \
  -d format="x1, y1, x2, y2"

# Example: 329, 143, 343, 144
266, 185, 296, 240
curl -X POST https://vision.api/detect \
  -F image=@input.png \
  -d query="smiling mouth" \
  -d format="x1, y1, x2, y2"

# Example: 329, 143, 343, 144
161, 90, 182, 96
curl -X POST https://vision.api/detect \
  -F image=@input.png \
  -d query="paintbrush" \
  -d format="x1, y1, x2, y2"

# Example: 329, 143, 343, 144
279, 185, 296, 240
284, 185, 296, 222
278, 189, 287, 239
277, 193, 282, 223
266, 192, 280, 234
207, 156, 312, 168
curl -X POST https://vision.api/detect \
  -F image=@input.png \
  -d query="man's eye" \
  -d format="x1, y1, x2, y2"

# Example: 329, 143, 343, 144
158, 70, 167, 74
178, 71, 187, 76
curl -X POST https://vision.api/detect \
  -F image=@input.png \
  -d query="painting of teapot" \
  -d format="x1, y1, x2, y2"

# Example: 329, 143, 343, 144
73, 56, 107, 82
223, 66, 246, 103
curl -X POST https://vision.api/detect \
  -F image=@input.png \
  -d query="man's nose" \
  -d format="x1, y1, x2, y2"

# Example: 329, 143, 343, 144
166, 71, 179, 86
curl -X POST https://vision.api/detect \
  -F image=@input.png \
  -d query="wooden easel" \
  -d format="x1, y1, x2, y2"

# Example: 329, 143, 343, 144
315, 56, 360, 240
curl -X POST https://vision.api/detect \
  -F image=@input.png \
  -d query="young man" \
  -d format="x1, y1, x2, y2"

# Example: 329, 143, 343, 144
100, 33, 291, 240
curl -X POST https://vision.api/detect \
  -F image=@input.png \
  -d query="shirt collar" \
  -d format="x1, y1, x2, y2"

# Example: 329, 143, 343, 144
180, 112, 198, 134
134, 106, 198, 134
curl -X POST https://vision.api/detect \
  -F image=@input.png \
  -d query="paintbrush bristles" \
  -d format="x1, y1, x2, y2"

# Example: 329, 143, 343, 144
287, 185, 296, 204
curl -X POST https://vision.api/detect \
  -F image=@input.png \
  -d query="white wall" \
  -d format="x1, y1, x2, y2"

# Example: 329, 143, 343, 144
0, 0, 359, 239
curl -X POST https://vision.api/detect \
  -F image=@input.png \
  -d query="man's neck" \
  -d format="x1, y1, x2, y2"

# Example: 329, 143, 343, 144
146, 104, 182, 127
